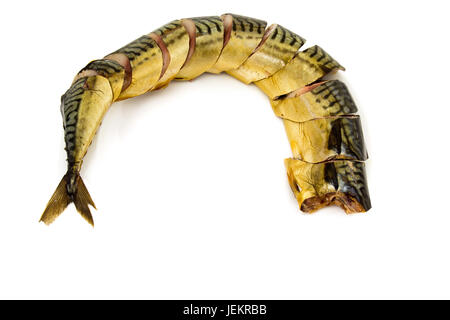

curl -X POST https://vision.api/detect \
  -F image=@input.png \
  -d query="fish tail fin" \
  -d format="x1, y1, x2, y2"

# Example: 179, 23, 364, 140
40, 173, 97, 226
39, 174, 71, 225
73, 174, 96, 226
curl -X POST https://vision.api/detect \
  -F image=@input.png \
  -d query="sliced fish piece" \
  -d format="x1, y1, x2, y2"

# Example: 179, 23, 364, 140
227, 24, 305, 84
176, 17, 224, 80
256, 45, 344, 99
149, 20, 190, 89
208, 14, 267, 73
75, 59, 125, 101
285, 159, 371, 213
106, 35, 163, 100
272, 80, 358, 122
284, 115, 368, 163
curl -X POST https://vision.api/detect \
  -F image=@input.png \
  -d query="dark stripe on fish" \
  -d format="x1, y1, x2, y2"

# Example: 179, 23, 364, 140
61, 77, 87, 165
114, 35, 156, 61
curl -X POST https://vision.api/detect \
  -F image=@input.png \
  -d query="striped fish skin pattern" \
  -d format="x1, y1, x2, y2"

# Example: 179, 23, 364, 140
59, 74, 113, 201
230, 13, 266, 35
78, 59, 125, 100
209, 14, 267, 73
271, 80, 358, 122
176, 16, 224, 80
301, 45, 344, 72
283, 115, 368, 163
41, 13, 370, 226
306, 80, 357, 116
151, 20, 190, 89
285, 159, 371, 213
227, 24, 305, 84
61, 77, 87, 169
333, 161, 371, 212
153, 20, 183, 36
112, 35, 163, 100
61, 76, 113, 172
255, 45, 344, 99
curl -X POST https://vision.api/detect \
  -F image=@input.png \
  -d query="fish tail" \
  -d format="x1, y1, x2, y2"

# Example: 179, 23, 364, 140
40, 174, 71, 225
73, 174, 96, 226
40, 172, 96, 226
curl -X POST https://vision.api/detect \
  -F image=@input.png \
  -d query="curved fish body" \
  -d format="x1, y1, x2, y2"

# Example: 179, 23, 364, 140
41, 13, 371, 226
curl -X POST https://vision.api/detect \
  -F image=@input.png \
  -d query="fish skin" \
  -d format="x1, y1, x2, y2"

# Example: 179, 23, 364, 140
110, 35, 163, 100
40, 75, 112, 226
208, 14, 267, 73
151, 20, 190, 89
255, 45, 344, 99
271, 80, 358, 122
176, 16, 224, 80
283, 116, 368, 163
69, 76, 114, 167
227, 24, 305, 84
285, 159, 371, 213
77, 59, 125, 101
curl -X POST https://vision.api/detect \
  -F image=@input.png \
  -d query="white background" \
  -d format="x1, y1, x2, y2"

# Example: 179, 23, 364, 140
0, 0, 449, 299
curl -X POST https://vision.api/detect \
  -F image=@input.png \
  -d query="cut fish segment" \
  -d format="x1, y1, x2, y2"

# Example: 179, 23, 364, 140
284, 115, 368, 163
176, 17, 224, 80
149, 20, 190, 89
227, 24, 305, 84
208, 14, 267, 73
272, 80, 358, 122
103, 53, 132, 94
108, 35, 163, 100
255, 45, 344, 99
285, 159, 371, 213
75, 59, 125, 101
